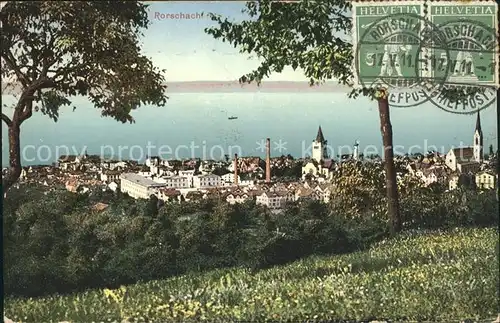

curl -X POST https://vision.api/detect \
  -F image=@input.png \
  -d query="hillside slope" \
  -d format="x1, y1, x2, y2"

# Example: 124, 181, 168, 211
5, 228, 499, 322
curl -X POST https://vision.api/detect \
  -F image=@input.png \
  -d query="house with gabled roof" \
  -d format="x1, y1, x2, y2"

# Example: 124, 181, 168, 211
100, 170, 121, 183
185, 190, 203, 201
301, 126, 336, 181
58, 154, 85, 171
224, 192, 251, 205
92, 202, 109, 212
301, 158, 336, 181
295, 187, 323, 202
312, 183, 332, 202
158, 188, 182, 202
475, 170, 497, 190
256, 190, 292, 209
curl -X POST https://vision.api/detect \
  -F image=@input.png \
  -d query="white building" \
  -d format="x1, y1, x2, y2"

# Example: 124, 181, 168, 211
256, 191, 293, 209
102, 160, 127, 170
145, 156, 160, 167
221, 173, 239, 183
157, 176, 190, 189
302, 159, 335, 181
120, 173, 167, 199
476, 171, 497, 190
108, 182, 118, 192
240, 179, 255, 186
58, 154, 83, 170
302, 126, 336, 180
448, 174, 459, 191
225, 192, 251, 205
150, 164, 175, 177
193, 174, 222, 188
178, 169, 196, 187
100, 170, 121, 183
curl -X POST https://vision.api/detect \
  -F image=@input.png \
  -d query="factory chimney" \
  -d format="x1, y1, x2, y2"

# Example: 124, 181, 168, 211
266, 138, 271, 183
234, 153, 238, 185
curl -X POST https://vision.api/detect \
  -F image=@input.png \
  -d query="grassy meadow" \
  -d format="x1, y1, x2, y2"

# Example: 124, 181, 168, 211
4, 227, 499, 322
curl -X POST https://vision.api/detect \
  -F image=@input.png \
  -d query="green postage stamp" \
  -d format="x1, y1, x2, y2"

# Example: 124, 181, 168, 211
352, 2, 427, 89
428, 2, 498, 87
352, 0, 499, 91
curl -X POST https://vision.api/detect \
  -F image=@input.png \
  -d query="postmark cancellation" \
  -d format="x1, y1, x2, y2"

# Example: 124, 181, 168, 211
352, 0, 499, 112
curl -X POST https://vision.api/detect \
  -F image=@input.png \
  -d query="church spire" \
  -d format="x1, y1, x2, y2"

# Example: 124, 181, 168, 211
475, 111, 482, 135
473, 111, 483, 163
316, 126, 326, 143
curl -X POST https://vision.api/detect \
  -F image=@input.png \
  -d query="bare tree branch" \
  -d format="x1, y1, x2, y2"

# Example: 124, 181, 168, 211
3, 51, 30, 88
2, 113, 13, 127
18, 78, 56, 123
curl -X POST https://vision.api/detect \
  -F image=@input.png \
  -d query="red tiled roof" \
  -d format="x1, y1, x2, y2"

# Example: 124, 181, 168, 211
159, 188, 181, 196
93, 203, 109, 212
186, 191, 202, 197
322, 159, 335, 169
247, 190, 263, 196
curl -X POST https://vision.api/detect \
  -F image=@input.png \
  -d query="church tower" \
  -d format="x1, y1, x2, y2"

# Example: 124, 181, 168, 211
312, 126, 328, 163
473, 111, 483, 163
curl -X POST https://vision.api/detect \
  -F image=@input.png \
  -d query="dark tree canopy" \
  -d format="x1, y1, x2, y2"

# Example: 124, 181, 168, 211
1, 1, 167, 123
206, 0, 353, 87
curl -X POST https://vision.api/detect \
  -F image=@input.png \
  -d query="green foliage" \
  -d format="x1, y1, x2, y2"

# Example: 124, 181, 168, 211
400, 187, 498, 230
211, 167, 230, 176
3, 181, 498, 300
204, 0, 378, 101
329, 161, 387, 218
205, 0, 485, 104
4, 228, 498, 322
145, 194, 159, 217
206, 0, 352, 86
271, 162, 303, 179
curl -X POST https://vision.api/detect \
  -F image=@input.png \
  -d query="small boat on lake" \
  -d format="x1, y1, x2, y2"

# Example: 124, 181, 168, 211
228, 116, 238, 120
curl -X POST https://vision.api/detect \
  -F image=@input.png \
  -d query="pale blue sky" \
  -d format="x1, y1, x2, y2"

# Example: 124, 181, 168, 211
141, 1, 311, 82
1, 1, 497, 167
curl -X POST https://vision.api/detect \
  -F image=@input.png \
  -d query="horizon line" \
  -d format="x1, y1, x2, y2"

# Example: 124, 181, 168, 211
2, 80, 351, 94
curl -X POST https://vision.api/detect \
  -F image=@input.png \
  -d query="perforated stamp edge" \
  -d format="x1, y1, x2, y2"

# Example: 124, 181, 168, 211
427, 0, 499, 88
426, 0, 497, 3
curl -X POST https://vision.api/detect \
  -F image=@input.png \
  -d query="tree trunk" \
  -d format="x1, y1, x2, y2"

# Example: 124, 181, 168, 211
2, 122, 22, 196
377, 96, 402, 235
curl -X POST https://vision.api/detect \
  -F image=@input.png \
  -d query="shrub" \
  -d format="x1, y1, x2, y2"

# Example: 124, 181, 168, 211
4, 228, 498, 322
2, 181, 498, 298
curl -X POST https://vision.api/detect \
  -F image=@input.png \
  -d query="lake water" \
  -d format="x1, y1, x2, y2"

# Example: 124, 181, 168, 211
1, 92, 497, 166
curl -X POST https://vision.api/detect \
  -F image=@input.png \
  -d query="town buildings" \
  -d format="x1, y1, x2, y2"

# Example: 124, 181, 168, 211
159, 176, 190, 189
12, 117, 497, 210
193, 174, 222, 188
256, 191, 293, 209
302, 127, 338, 181
445, 112, 483, 172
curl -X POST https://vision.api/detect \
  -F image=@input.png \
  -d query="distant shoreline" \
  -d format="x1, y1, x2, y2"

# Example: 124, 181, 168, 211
1, 81, 351, 94
166, 81, 351, 93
